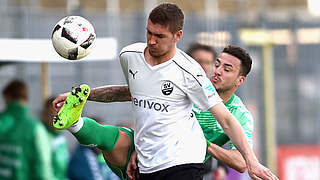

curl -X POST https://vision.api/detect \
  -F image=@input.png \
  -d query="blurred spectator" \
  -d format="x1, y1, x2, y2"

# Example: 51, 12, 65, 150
41, 97, 69, 180
68, 145, 120, 180
186, 42, 217, 78
0, 79, 54, 179
213, 161, 228, 180
67, 118, 120, 180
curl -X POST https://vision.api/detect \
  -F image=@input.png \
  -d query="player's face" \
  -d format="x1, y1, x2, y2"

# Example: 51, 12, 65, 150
191, 49, 214, 77
211, 53, 245, 93
146, 19, 182, 58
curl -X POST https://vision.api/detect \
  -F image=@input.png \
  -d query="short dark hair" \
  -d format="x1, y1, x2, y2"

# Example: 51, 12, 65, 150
2, 79, 28, 101
148, 3, 184, 34
44, 96, 56, 109
186, 43, 217, 61
222, 45, 252, 77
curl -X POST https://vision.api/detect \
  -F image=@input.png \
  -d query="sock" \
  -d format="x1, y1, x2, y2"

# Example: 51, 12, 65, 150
68, 117, 84, 133
73, 117, 120, 151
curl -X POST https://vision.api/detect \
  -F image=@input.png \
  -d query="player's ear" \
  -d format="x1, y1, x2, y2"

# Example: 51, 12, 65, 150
236, 75, 245, 86
174, 30, 183, 42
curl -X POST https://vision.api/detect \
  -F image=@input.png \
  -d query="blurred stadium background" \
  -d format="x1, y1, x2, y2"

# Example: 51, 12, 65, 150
1, 0, 320, 179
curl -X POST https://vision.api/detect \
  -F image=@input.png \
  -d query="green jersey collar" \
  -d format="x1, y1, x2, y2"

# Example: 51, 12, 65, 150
5, 101, 29, 116
225, 94, 235, 106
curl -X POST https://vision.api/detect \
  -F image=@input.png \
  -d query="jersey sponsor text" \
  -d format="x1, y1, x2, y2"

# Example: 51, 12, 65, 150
133, 98, 170, 112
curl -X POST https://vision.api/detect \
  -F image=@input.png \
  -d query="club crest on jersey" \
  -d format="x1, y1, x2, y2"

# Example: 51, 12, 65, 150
161, 81, 173, 95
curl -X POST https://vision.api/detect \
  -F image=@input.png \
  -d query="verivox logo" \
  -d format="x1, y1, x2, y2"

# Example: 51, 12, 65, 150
133, 98, 170, 112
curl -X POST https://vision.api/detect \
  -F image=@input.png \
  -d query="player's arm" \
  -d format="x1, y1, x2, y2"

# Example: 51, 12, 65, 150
207, 143, 246, 173
53, 85, 131, 112
208, 110, 253, 173
209, 103, 253, 162
209, 103, 277, 180
89, 85, 131, 102
127, 150, 138, 180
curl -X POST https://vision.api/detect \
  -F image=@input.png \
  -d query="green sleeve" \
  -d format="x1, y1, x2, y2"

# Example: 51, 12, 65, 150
32, 123, 55, 180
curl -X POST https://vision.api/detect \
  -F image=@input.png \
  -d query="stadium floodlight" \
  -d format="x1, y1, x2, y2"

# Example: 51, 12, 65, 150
308, 0, 320, 16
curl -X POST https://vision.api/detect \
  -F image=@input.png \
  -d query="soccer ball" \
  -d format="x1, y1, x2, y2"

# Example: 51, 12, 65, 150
51, 16, 96, 60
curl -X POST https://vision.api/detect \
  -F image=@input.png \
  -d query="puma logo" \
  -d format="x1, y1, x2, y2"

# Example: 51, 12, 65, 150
129, 69, 138, 79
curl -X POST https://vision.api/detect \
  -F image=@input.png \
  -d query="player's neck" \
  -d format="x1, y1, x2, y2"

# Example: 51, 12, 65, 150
145, 47, 177, 66
218, 90, 235, 104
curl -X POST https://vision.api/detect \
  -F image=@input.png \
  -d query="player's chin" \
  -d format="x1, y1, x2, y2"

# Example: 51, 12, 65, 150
213, 84, 222, 91
149, 50, 163, 57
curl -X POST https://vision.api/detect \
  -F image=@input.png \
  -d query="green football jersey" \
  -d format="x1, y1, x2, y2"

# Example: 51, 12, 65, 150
193, 94, 253, 150
0, 102, 54, 180
46, 129, 69, 180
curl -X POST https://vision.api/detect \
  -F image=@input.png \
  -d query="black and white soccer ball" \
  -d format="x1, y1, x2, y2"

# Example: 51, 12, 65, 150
51, 16, 96, 60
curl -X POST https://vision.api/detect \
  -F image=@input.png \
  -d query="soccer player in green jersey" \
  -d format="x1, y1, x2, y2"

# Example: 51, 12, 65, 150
189, 44, 254, 173
0, 80, 55, 180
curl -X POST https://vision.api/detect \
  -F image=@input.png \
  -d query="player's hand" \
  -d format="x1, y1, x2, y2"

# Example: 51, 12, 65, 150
52, 92, 69, 113
127, 150, 138, 180
247, 160, 278, 180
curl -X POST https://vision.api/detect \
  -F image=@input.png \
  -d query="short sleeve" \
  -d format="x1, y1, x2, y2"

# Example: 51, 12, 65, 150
119, 51, 129, 84
186, 74, 222, 111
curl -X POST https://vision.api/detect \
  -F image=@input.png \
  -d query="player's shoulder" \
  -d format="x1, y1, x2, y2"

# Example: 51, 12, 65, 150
119, 42, 145, 57
231, 94, 248, 110
173, 49, 205, 76
230, 94, 254, 121
0, 113, 15, 134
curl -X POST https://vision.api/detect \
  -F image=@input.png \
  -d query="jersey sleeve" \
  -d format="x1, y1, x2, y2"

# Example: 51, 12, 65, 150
119, 43, 145, 85
229, 112, 254, 150
32, 123, 55, 179
186, 73, 222, 111
119, 50, 129, 85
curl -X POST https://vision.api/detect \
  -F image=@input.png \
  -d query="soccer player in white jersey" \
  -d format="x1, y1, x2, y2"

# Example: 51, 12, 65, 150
53, 3, 278, 180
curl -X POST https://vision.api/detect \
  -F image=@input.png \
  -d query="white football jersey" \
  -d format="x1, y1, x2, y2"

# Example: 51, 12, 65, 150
119, 43, 222, 173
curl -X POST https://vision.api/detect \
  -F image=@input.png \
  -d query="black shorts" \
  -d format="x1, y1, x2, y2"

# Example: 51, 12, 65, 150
139, 163, 205, 180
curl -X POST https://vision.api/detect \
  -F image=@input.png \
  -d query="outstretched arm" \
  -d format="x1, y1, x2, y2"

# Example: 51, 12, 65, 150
89, 85, 131, 102
53, 85, 131, 112
209, 103, 278, 180
207, 143, 246, 173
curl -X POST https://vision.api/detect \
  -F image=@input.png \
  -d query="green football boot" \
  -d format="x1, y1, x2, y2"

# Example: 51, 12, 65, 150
53, 84, 90, 130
